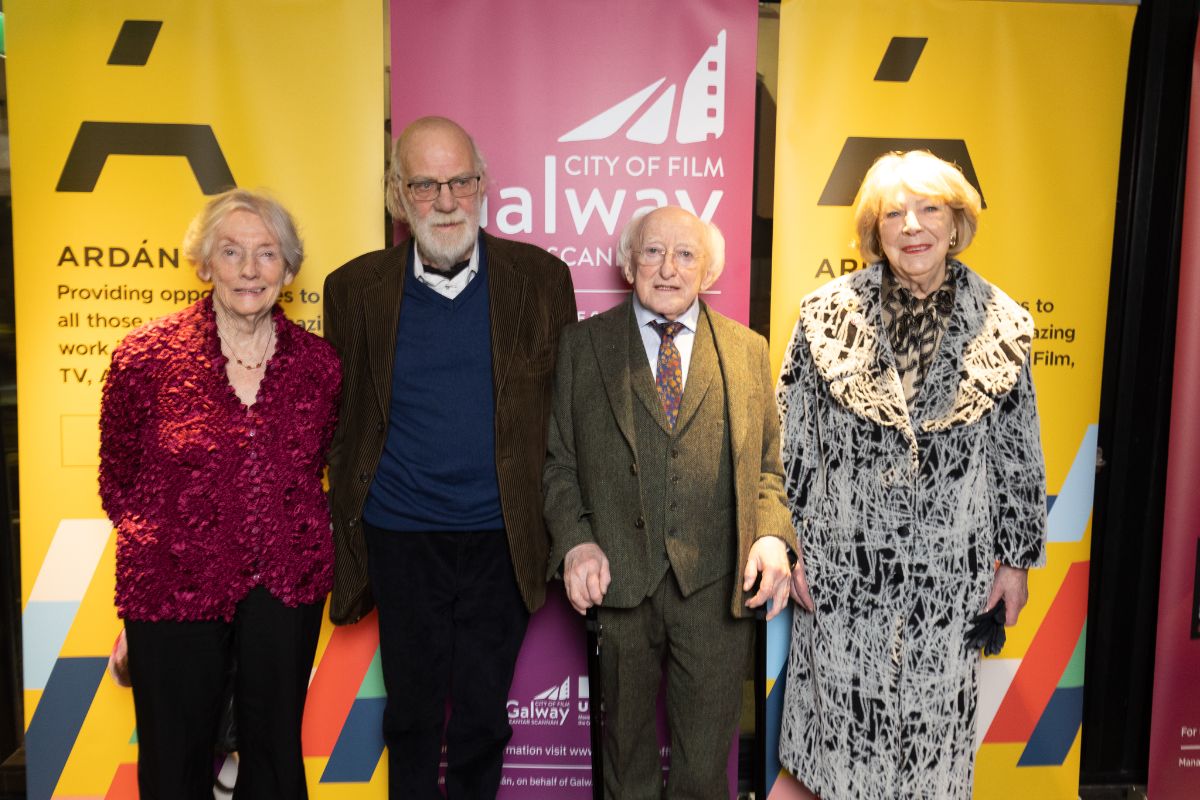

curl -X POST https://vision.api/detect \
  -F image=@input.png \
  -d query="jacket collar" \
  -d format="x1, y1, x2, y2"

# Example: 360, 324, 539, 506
588, 299, 757, 460
360, 231, 526, 417
796, 261, 1033, 441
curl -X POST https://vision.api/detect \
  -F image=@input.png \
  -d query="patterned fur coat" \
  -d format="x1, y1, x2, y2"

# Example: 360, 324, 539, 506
776, 261, 1046, 799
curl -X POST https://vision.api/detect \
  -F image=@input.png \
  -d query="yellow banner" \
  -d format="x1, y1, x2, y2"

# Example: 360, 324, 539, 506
8, 1, 382, 795
766, 1, 1133, 798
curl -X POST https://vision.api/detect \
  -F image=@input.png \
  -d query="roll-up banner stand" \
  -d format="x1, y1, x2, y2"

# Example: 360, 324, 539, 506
765, 1, 1133, 798
7, 2, 383, 796
389, 1, 759, 794
1148, 25, 1200, 800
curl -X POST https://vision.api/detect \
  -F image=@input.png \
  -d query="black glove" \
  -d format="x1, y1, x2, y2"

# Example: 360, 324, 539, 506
965, 599, 1007, 656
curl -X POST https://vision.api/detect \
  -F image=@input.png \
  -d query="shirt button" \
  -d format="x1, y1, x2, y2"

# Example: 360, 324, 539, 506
634, 516, 645, 529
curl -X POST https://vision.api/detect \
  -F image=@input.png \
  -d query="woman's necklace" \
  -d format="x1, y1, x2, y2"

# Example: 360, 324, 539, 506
218, 324, 274, 370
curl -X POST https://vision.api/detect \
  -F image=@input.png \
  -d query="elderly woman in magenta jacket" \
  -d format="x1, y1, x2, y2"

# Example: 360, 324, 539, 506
776, 151, 1047, 799
99, 189, 340, 800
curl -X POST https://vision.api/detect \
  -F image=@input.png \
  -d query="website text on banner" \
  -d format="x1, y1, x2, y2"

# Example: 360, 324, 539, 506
7, 2, 383, 798
390, 0, 758, 795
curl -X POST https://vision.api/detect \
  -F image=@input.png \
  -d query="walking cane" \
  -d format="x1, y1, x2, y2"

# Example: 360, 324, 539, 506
585, 606, 604, 800
753, 601, 767, 800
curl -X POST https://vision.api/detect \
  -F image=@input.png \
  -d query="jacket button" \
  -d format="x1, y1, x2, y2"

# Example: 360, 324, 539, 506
635, 516, 645, 529
348, 518, 357, 528
630, 463, 638, 475
376, 422, 385, 433
359, 472, 369, 483
897, 524, 911, 537
671, 449, 679, 459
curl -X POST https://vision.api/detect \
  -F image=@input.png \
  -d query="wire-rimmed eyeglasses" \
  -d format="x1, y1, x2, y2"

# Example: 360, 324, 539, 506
637, 245, 702, 269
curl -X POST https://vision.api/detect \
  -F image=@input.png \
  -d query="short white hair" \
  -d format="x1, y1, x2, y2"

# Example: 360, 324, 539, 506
616, 209, 726, 283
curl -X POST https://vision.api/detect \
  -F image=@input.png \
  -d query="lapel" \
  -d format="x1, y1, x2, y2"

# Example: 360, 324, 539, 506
484, 233, 528, 402
914, 264, 1033, 433
590, 301, 638, 451
363, 242, 410, 418
706, 306, 750, 471
629, 323, 669, 432
798, 264, 915, 446
799, 263, 1033, 443
674, 308, 716, 434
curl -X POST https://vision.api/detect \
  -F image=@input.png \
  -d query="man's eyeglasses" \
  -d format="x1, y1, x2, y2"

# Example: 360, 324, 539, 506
638, 245, 702, 269
406, 175, 481, 202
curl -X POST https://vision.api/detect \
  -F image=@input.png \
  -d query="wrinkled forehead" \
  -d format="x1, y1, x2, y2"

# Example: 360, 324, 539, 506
639, 209, 708, 248
400, 125, 475, 177
217, 210, 277, 244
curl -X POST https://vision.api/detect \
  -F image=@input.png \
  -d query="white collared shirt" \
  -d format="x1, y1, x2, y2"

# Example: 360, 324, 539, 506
633, 294, 700, 388
413, 241, 480, 300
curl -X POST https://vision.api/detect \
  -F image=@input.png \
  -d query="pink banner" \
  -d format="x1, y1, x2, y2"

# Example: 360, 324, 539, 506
390, 0, 758, 323
1148, 26, 1200, 799
390, 1, 757, 795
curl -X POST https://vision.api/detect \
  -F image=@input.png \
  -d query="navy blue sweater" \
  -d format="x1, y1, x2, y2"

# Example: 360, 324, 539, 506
363, 244, 503, 531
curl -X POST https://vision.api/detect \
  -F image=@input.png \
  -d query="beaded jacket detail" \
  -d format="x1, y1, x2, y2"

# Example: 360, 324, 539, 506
99, 296, 341, 622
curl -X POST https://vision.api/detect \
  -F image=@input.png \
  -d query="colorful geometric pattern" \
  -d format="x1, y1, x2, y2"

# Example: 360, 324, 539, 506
301, 614, 387, 782
26, 657, 108, 800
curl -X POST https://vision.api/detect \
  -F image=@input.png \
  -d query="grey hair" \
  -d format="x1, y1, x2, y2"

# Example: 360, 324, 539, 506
385, 116, 488, 220
616, 208, 726, 283
182, 188, 304, 277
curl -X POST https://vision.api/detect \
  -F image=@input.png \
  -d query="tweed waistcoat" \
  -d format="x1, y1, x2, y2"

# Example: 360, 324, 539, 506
629, 310, 737, 599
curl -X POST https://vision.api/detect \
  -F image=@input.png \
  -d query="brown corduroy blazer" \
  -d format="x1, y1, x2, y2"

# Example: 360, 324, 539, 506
322, 233, 576, 624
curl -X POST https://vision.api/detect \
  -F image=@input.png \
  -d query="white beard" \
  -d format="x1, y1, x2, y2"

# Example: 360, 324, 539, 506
405, 201, 480, 268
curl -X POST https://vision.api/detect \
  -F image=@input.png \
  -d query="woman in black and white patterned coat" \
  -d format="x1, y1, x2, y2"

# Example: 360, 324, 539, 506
776, 151, 1047, 799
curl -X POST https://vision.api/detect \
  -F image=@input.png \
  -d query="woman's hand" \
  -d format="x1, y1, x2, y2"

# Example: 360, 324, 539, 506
986, 564, 1029, 626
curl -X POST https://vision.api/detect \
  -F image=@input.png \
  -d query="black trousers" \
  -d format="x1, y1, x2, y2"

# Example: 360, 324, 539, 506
364, 522, 530, 800
124, 586, 324, 800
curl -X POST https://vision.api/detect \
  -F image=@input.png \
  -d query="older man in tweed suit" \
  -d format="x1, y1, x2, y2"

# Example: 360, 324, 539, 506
543, 206, 796, 799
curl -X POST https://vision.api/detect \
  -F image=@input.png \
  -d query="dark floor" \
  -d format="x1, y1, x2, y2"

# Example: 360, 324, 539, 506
0, 752, 1153, 800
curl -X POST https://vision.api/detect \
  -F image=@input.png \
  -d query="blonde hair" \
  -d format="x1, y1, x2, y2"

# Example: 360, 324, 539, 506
183, 188, 304, 278
853, 151, 982, 263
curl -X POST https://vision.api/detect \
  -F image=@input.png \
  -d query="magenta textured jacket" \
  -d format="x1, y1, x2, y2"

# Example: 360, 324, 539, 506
99, 296, 341, 622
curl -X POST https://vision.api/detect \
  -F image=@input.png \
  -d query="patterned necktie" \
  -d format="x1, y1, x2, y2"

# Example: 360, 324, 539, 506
650, 321, 684, 428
